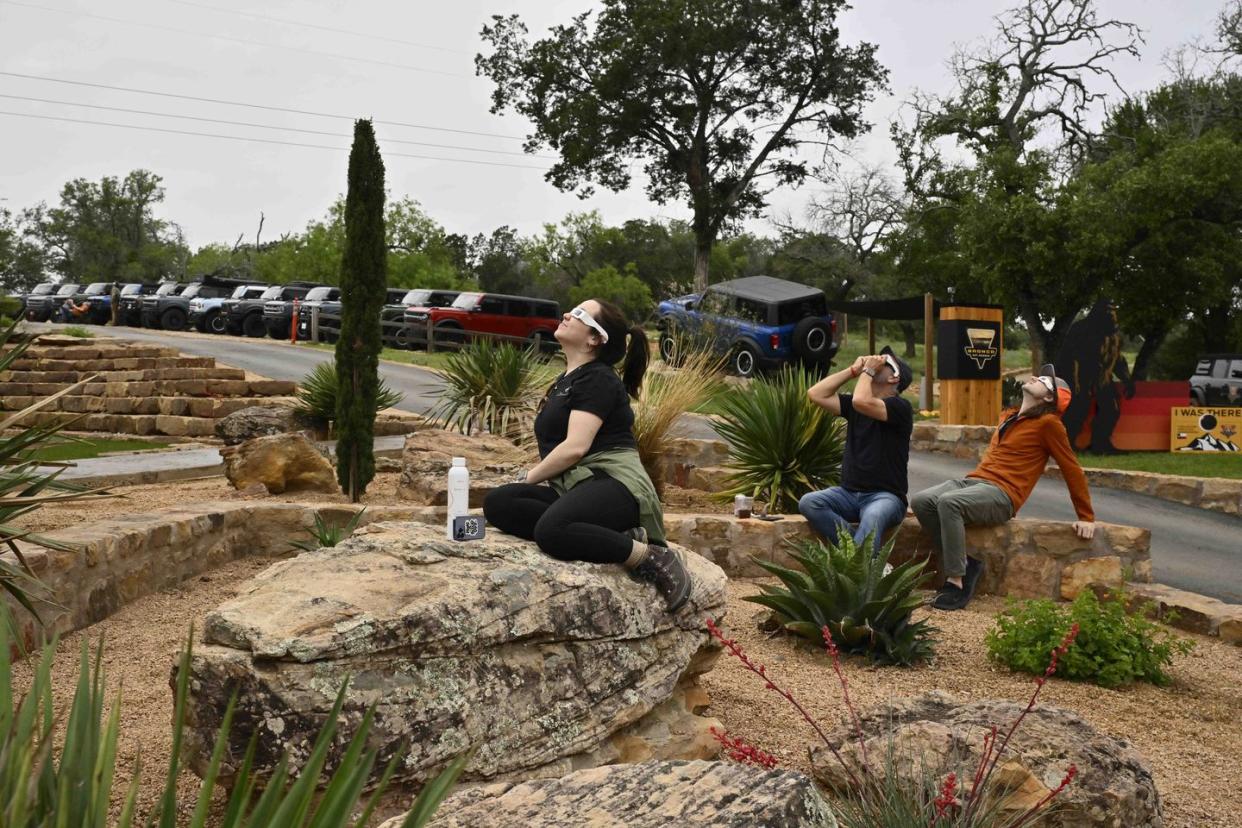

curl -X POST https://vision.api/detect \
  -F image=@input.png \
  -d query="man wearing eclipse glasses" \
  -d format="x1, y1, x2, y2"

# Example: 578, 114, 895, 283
801, 346, 914, 556
911, 364, 1095, 611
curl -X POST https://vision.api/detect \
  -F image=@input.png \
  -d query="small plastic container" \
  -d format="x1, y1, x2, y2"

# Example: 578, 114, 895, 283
734, 494, 753, 519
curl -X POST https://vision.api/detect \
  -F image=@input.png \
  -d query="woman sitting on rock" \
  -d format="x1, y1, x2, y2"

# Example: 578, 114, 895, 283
483, 298, 692, 611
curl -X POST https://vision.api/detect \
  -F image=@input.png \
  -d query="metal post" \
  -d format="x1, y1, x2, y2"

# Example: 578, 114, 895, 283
921, 292, 935, 411
310, 306, 320, 343
426, 317, 435, 353
290, 298, 300, 344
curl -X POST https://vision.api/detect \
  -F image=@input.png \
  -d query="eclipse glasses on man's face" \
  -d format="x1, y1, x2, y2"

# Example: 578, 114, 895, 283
568, 306, 609, 343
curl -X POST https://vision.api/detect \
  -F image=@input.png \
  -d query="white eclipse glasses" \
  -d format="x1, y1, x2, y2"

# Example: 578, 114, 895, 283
568, 306, 609, 343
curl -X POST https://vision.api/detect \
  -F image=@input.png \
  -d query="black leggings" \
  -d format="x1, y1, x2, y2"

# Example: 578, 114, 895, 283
483, 476, 640, 564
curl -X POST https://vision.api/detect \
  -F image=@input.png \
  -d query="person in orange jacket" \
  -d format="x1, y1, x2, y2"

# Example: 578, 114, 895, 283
910, 364, 1095, 611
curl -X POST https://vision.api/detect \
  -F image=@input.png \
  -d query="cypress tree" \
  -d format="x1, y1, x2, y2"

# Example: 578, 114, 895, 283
335, 119, 387, 501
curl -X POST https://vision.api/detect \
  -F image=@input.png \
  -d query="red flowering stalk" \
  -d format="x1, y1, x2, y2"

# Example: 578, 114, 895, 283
964, 623, 1080, 821
710, 726, 779, 769
705, 617, 864, 791
1006, 764, 1078, 828
821, 625, 871, 774
929, 771, 959, 826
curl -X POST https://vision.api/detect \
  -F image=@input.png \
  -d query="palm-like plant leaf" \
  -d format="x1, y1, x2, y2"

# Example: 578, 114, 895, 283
744, 533, 937, 666
713, 366, 845, 513
430, 339, 556, 439
295, 360, 404, 429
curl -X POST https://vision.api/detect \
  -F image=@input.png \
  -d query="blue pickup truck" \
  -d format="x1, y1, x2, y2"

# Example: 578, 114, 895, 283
655, 276, 838, 377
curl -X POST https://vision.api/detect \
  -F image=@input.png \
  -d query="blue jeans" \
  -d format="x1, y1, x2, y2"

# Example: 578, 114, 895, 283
797, 486, 906, 555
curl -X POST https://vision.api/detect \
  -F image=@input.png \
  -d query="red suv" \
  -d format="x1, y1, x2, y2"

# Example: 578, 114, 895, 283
405, 292, 560, 350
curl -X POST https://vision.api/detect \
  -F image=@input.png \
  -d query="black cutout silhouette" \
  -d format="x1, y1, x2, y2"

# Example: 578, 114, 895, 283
1054, 299, 1136, 454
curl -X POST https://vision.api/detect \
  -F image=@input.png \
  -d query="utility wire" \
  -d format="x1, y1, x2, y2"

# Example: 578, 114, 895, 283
162, 0, 468, 55
0, 110, 552, 170
0, 93, 552, 158
0, 71, 527, 140
0, 0, 471, 78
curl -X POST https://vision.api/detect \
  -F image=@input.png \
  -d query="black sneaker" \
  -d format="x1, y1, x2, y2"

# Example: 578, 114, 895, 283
635, 544, 693, 612
963, 556, 986, 600
932, 582, 971, 611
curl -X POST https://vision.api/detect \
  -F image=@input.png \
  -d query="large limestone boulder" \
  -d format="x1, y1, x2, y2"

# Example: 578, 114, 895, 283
381, 760, 837, 828
215, 405, 312, 445
178, 521, 728, 789
220, 433, 337, 494
397, 429, 530, 506
810, 691, 1162, 827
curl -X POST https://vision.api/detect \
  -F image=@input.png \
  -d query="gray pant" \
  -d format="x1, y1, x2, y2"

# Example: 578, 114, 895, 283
910, 479, 1014, 578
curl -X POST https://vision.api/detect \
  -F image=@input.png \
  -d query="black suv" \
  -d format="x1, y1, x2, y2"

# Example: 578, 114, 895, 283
14, 282, 55, 317
265, 284, 336, 339
1190, 354, 1242, 406
143, 276, 263, 331
656, 276, 838, 377
25, 283, 82, 322
226, 282, 316, 338
117, 282, 173, 326
188, 283, 270, 333
296, 287, 410, 345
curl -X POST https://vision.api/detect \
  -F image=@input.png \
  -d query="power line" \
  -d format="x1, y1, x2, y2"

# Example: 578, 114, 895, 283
162, 0, 468, 56
0, 0, 470, 78
0, 71, 528, 141
0, 93, 552, 158
0, 110, 552, 170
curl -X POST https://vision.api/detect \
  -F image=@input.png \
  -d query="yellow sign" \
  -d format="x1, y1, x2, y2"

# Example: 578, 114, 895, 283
1170, 407, 1242, 452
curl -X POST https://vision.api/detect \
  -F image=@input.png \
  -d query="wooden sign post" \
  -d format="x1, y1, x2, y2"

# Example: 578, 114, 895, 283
938, 304, 1004, 426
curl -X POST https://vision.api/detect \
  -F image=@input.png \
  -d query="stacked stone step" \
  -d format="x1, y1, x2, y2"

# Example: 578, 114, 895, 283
0, 342, 298, 437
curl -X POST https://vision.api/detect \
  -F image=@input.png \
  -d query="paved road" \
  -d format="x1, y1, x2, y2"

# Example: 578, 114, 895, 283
39, 323, 1242, 603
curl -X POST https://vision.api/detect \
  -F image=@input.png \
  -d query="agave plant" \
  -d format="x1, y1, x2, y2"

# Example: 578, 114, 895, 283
634, 348, 727, 494
431, 339, 557, 438
294, 360, 404, 433
0, 318, 114, 620
290, 508, 366, 552
0, 613, 467, 827
745, 533, 936, 666
713, 366, 845, 514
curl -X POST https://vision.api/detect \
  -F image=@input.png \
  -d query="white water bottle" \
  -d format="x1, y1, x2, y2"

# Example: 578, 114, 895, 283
446, 457, 469, 538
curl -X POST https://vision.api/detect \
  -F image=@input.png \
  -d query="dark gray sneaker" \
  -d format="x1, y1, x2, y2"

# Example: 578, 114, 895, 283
963, 556, 986, 600
931, 582, 971, 611
635, 544, 692, 612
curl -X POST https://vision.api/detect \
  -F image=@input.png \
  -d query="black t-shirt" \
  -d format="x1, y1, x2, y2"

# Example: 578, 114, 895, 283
534, 360, 637, 459
838, 393, 914, 502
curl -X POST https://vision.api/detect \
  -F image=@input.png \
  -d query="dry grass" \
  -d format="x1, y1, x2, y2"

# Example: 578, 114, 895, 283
635, 349, 727, 494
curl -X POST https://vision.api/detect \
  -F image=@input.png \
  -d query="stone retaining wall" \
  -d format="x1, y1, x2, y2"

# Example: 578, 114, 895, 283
664, 513, 1152, 601
912, 422, 1242, 517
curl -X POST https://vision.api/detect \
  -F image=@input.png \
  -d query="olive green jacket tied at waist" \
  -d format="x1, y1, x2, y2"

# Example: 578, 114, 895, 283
549, 447, 667, 546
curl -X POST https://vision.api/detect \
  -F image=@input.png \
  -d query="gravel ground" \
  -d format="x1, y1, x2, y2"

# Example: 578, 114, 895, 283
702, 579, 1242, 828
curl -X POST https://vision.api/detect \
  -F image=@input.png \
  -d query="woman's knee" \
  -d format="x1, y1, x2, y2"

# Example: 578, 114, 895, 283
532, 514, 575, 561
483, 484, 527, 532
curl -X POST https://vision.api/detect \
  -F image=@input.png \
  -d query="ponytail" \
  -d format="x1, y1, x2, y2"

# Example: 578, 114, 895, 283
590, 299, 648, 398
621, 324, 649, 399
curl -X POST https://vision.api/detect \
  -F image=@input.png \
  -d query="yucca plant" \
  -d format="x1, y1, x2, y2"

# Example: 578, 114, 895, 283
0, 318, 113, 620
745, 533, 936, 666
713, 366, 845, 514
290, 508, 366, 552
294, 360, 404, 434
430, 339, 557, 438
634, 348, 727, 495
0, 611, 468, 827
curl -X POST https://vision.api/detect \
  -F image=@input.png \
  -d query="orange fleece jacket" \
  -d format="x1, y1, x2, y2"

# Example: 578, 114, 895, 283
967, 411, 1095, 521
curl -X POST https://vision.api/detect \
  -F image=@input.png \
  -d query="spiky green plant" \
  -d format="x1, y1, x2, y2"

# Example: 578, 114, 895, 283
745, 533, 936, 666
290, 508, 366, 552
0, 613, 468, 827
713, 366, 845, 514
431, 339, 557, 438
0, 318, 113, 620
294, 361, 403, 432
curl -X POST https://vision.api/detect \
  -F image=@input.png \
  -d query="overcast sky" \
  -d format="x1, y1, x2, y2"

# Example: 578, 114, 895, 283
0, 0, 1227, 248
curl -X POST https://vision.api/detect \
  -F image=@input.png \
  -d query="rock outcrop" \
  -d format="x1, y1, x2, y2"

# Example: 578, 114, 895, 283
380, 760, 837, 828
809, 691, 1163, 827
215, 405, 313, 445
178, 522, 729, 789
220, 433, 338, 494
397, 430, 530, 506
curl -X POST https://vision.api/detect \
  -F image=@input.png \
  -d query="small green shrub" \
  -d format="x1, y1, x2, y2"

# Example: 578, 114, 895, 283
295, 360, 403, 429
986, 589, 1194, 688
745, 533, 936, 666
291, 508, 366, 552
713, 366, 845, 514
431, 339, 556, 437
61, 325, 94, 338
